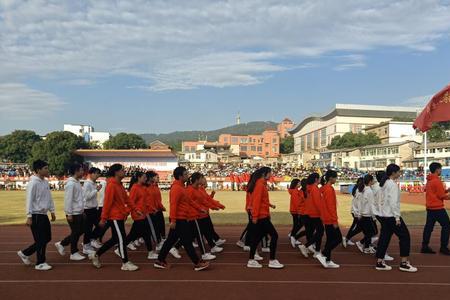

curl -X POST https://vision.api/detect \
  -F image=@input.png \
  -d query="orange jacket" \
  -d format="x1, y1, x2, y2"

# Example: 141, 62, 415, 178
304, 184, 321, 218
199, 187, 225, 210
101, 177, 131, 222
289, 189, 302, 214
186, 185, 213, 219
169, 180, 203, 221
129, 183, 147, 220
145, 185, 159, 214
426, 174, 448, 210
245, 192, 252, 211
251, 178, 270, 222
149, 183, 165, 211
319, 184, 338, 225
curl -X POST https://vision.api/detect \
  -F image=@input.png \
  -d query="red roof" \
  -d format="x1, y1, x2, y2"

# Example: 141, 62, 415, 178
75, 149, 177, 158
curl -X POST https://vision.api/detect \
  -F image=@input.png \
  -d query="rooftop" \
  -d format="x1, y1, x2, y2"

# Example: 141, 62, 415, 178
75, 149, 177, 158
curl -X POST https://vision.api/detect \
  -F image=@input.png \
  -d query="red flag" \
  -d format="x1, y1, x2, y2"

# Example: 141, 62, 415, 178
413, 84, 450, 132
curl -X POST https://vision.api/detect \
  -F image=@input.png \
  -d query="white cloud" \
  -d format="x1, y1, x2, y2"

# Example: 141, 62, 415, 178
0, 0, 449, 90
0, 83, 64, 119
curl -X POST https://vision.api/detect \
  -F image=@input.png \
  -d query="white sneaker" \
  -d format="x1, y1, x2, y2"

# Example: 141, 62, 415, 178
356, 241, 364, 253
211, 246, 223, 254
376, 261, 392, 271
298, 245, 309, 258
133, 240, 141, 247
307, 245, 317, 255
399, 261, 418, 273
347, 239, 355, 246
70, 252, 86, 261
325, 260, 340, 269
371, 236, 379, 244
138, 237, 145, 244
82, 244, 96, 255
127, 243, 137, 251
290, 236, 297, 248
169, 248, 181, 259
88, 253, 101, 268
35, 263, 52, 271
202, 253, 217, 261
243, 246, 250, 252
192, 242, 199, 248
261, 247, 270, 253
114, 248, 122, 258
254, 251, 263, 261
91, 239, 103, 249
121, 261, 139, 271
342, 237, 348, 248
147, 251, 158, 260
55, 242, 65, 256
268, 259, 284, 269
364, 247, 376, 254
17, 251, 31, 266
247, 259, 263, 268
316, 253, 328, 268
295, 240, 302, 245
236, 240, 245, 248
156, 241, 164, 251
384, 254, 394, 261
215, 239, 226, 246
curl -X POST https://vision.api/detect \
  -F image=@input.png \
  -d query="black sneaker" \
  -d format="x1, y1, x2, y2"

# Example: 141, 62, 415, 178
399, 261, 418, 273
375, 261, 392, 271
421, 246, 436, 254
440, 248, 450, 256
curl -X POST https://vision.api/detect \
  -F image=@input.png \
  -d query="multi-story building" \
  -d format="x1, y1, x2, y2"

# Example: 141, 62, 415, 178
63, 124, 110, 147
218, 129, 280, 158
290, 104, 419, 154
364, 121, 422, 144
358, 141, 419, 171
404, 141, 450, 169
277, 118, 295, 138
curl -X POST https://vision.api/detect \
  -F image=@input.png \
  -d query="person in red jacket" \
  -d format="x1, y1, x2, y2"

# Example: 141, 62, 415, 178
123, 171, 158, 260
153, 167, 209, 271
288, 178, 306, 248
298, 173, 324, 258
147, 171, 166, 249
421, 162, 450, 255
237, 173, 257, 249
315, 170, 341, 269
89, 164, 138, 271
247, 167, 284, 269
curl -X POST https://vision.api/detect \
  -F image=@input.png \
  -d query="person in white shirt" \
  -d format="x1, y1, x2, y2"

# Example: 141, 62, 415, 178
17, 160, 56, 271
82, 167, 102, 251
355, 175, 376, 254
375, 164, 418, 273
343, 177, 364, 248
55, 162, 89, 261
95, 178, 109, 242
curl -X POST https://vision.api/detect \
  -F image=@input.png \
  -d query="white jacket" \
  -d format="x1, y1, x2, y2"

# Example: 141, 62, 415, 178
358, 186, 374, 217
26, 175, 55, 217
351, 190, 362, 216
97, 180, 106, 207
64, 177, 84, 216
371, 182, 383, 217
83, 179, 98, 209
380, 179, 401, 220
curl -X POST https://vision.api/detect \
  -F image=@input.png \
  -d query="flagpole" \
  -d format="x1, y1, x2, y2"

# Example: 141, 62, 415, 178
423, 131, 428, 185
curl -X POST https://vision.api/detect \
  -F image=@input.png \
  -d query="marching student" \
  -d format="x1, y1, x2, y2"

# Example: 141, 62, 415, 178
355, 174, 376, 254
122, 171, 158, 260
315, 170, 341, 269
298, 173, 324, 258
89, 164, 139, 271
18, 160, 56, 271
375, 164, 418, 272
237, 172, 257, 249
421, 162, 450, 255
372, 171, 394, 262
55, 162, 89, 261
93, 177, 108, 245
147, 171, 167, 249
82, 167, 102, 253
342, 177, 364, 248
288, 178, 306, 248
247, 167, 284, 269
153, 166, 210, 271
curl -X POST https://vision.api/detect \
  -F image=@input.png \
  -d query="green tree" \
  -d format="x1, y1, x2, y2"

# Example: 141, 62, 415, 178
0, 130, 42, 163
104, 133, 147, 149
427, 123, 449, 142
29, 131, 89, 176
280, 136, 294, 154
328, 132, 381, 149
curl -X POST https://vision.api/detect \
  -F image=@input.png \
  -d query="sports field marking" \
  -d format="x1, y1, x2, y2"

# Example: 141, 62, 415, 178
0, 279, 449, 287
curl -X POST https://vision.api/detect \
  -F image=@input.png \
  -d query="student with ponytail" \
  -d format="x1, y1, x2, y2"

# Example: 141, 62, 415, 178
375, 164, 417, 272
343, 177, 364, 248
298, 173, 324, 258
147, 171, 167, 249
247, 167, 284, 269
315, 170, 341, 269
288, 178, 306, 248
355, 174, 376, 254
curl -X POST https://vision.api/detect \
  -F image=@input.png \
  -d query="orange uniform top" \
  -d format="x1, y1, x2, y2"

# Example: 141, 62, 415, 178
251, 178, 270, 222
186, 185, 214, 220
289, 188, 302, 214
101, 177, 131, 222
304, 184, 321, 218
245, 192, 252, 211
199, 187, 225, 210
149, 183, 165, 211
319, 184, 338, 225
426, 174, 448, 210
169, 180, 193, 220
129, 183, 147, 221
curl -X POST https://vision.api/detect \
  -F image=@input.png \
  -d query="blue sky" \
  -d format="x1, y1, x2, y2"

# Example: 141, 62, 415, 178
1, 0, 450, 135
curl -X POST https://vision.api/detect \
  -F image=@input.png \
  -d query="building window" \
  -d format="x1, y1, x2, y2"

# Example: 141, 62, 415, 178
184, 146, 190, 152
190, 146, 196, 152
265, 152, 269, 156
272, 138, 277, 143
241, 146, 247, 151
307, 134, 312, 150
313, 131, 319, 148
231, 137, 238, 144
224, 138, 228, 143
196, 153, 201, 159
320, 128, 327, 146
240, 138, 247, 143
257, 146, 263, 152
251, 146, 256, 151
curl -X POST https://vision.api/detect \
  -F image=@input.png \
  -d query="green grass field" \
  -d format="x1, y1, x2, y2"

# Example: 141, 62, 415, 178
0, 190, 439, 226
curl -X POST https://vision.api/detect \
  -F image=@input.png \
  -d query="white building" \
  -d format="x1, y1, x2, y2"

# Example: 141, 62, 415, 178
290, 104, 419, 154
404, 141, 450, 169
364, 121, 422, 144
183, 150, 218, 164
64, 124, 110, 147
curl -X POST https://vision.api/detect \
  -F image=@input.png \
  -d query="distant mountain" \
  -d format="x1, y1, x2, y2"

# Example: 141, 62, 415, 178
140, 121, 278, 151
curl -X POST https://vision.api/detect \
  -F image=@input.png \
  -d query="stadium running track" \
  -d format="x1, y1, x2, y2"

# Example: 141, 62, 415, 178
0, 225, 449, 300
